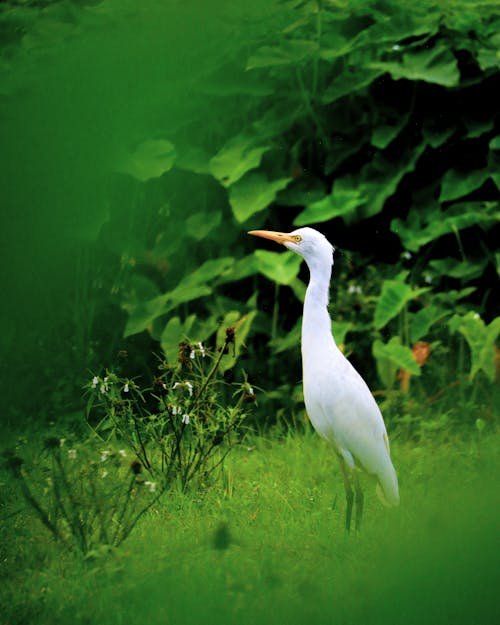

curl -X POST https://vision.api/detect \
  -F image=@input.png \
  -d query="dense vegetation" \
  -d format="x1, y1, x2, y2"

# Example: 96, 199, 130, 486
0, 1, 499, 623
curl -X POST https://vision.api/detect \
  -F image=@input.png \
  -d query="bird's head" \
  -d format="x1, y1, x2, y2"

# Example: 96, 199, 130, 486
248, 227, 335, 271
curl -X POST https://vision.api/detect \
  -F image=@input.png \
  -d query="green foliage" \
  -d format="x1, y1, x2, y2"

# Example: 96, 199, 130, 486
448, 312, 500, 382
1, 0, 499, 427
3, 440, 160, 555
86, 336, 251, 492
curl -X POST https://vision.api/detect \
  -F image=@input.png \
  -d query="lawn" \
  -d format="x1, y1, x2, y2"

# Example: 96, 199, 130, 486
2, 426, 498, 625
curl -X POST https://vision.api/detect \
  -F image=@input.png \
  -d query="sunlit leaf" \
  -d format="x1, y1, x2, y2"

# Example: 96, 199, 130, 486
209, 135, 269, 187
254, 249, 302, 285
439, 168, 491, 202
371, 116, 408, 149
374, 280, 429, 329
369, 46, 459, 87
124, 258, 233, 337
124, 286, 212, 338
294, 185, 365, 226
229, 173, 291, 222
116, 139, 176, 182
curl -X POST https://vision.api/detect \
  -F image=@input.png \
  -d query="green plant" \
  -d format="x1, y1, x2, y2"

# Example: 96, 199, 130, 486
3, 438, 160, 556
86, 329, 253, 491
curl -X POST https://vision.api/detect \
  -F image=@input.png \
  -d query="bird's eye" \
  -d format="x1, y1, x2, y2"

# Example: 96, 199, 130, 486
294, 235, 302, 243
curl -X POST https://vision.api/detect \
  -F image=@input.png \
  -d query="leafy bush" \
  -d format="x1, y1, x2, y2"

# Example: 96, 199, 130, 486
4, 332, 252, 554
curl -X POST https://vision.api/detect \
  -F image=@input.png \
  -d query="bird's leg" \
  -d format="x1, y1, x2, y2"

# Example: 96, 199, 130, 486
337, 454, 354, 532
353, 472, 364, 532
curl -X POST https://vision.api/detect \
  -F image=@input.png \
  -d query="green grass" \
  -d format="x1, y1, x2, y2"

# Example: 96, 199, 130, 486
1, 427, 499, 625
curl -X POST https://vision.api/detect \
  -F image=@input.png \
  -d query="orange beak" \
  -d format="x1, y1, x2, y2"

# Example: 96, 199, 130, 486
248, 230, 296, 245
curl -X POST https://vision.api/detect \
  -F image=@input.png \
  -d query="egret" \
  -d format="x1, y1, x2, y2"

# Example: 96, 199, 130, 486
248, 227, 399, 531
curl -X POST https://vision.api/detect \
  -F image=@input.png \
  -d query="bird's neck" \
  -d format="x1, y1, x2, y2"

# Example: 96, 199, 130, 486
302, 262, 336, 351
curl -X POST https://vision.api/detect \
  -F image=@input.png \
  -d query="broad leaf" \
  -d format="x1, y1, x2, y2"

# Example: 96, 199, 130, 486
368, 45, 459, 87
439, 168, 491, 202
303, 146, 426, 226
410, 305, 450, 343
448, 313, 500, 382
294, 185, 365, 226
391, 202, 500, 252
116, 139, 176, 182
229, 173, 291, 222
209, 135, 269, 187
160, 314, 218, 363
254, 249, 302, 286
124, 258, 234, 337
374, 280, 429, 329
429, 258, 487, 281
216, 310, 257, 373
373, 337, 421, 389
322, 67, 382, 104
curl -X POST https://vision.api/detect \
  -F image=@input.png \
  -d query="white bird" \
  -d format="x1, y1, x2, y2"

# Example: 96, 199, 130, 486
248, 227, 399, 531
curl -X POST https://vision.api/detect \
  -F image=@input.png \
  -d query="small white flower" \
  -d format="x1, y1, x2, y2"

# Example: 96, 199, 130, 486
101, 470, 108, 479
198, 342, 206, 357
424, 274, 433, 284
59, 438, 66, 447
248, 386, 255, 396
68, 449, 77, 460
473, 312, 480, 319
172, 405, 180, 415
182, 414, 190, 425
190, 350, 196, 359
100, 383, 108, 394
123, 383, 129, 393
348, 285, 362, 295
119, 449, 127, 457
144, 480, 157, 493
101, 450, 110, 462
402, 251, 412, 260
392, 44, 401, 51
173, 381, 193, 396
92, 376, 99, 388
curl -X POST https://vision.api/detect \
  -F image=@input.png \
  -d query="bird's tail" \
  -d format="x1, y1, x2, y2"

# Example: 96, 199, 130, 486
375, 461, 400, 507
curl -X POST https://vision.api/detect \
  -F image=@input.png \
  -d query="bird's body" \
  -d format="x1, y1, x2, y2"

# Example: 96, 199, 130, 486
249, 226, 399, 530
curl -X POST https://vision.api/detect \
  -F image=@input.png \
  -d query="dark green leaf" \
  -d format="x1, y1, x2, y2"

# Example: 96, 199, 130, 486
374, 280, 429, 329
410, 306, 450, 343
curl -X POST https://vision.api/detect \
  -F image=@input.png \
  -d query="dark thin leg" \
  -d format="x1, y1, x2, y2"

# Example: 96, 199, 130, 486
337, 455, 354, 532
353, 472, 364, 532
